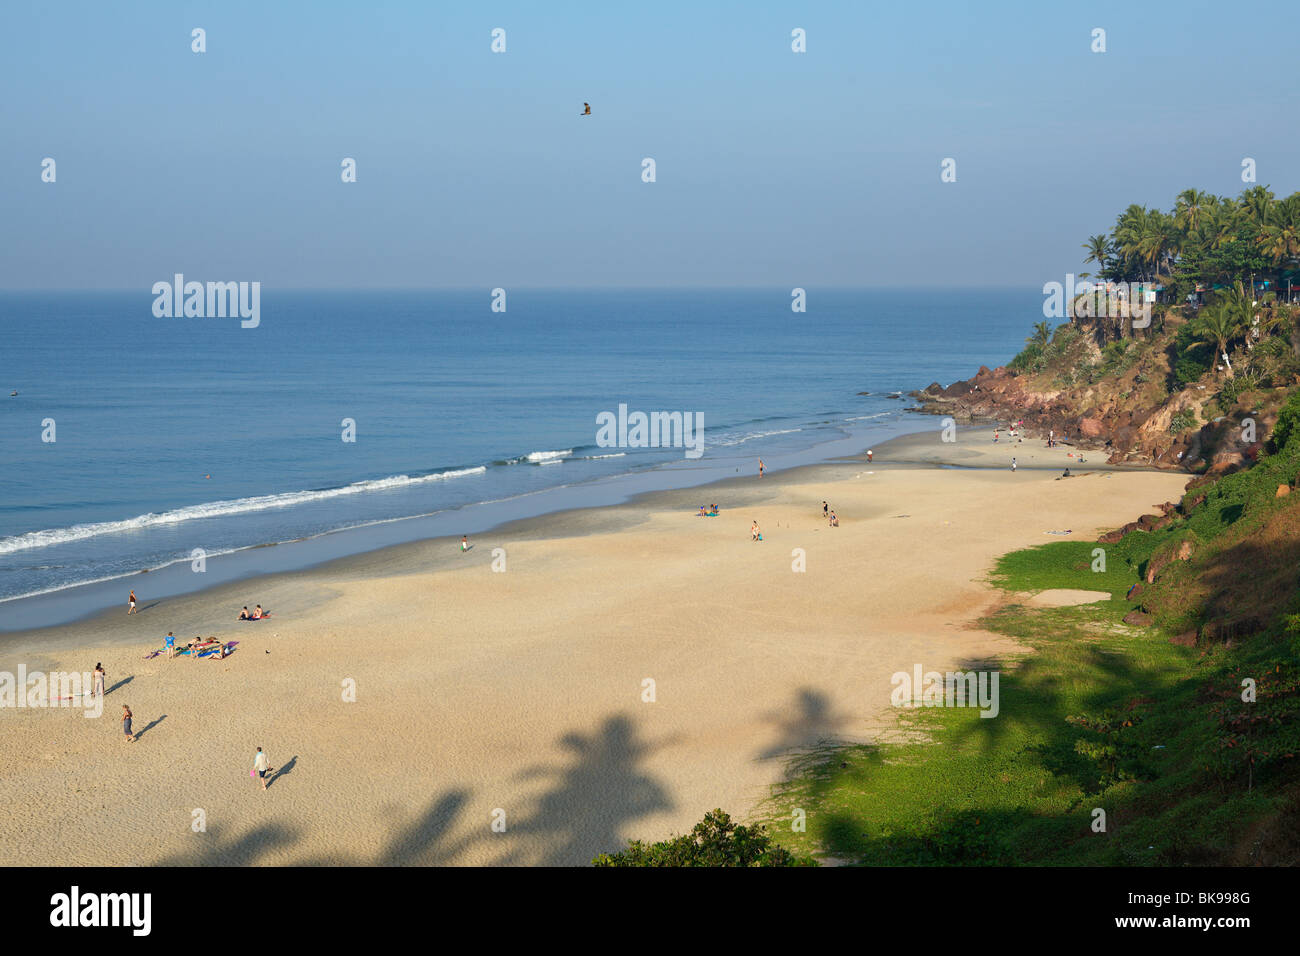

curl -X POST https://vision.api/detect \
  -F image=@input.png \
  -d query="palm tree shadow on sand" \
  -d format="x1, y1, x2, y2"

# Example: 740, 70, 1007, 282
492, 714, 675, 866
755, 687, 849, 764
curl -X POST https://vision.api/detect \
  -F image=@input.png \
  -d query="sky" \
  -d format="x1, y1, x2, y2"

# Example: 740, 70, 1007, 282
1, 0, 1297, 289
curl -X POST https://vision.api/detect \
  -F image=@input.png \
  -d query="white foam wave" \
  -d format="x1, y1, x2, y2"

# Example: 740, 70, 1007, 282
0, 467, 487, 556
710, 428, 802, 447
525, 449, 572, 462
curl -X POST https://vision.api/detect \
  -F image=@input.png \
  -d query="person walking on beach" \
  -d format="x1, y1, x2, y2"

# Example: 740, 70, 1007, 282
822, 501, 828, 518
127, 589, 137, 615
122, 705, 134, 743
461, 535, 469, 553
758, 459, 765, 478
92, 663, 105, 698
867, 449, 873, 462
1012, 457, 1017, 472
253, 747, 270, 791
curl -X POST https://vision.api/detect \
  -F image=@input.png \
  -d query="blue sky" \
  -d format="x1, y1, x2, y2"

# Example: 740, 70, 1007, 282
2, 0, 1296, 289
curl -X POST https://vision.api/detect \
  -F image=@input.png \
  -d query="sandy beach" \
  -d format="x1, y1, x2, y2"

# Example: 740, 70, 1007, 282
0, 428, 1188, 865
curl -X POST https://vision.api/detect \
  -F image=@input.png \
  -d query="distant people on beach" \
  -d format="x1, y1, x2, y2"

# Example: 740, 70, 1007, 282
751, 521, 762, 541
92, 663, 105, 698
238, 606, 250, 620
867, 450, 873, 462
823, 501, 828, 518
239, 605, 268, 620
758, 459, 765, 478
1012, 457, 1017, 472
461, 535, 469, 552
127, 590, 137, 615
122, 705, 133, 743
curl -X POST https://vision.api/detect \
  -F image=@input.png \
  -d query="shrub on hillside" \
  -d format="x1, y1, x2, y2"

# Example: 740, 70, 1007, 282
592, 809, 816, 867
1270, 389, 1300, 453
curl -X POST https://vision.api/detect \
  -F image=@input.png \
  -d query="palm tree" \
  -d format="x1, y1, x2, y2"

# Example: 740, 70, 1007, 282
1259, 194, 1300, 267
1175, 188, 1214, 234
1200, 201, 1239, 251
1082, 235, 1111, 277
1027, 321, 1051, 349
1239, 185, 1275, 228
1137, 212, 1181, 281
1190, 300, 1244, 376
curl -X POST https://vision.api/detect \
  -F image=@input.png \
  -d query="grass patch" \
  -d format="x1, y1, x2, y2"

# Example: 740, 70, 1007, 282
757, 521, 1300, 865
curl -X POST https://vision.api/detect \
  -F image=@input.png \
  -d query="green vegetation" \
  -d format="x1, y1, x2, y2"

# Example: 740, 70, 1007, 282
748, 430, 1300, 866
593, 808, 816, 866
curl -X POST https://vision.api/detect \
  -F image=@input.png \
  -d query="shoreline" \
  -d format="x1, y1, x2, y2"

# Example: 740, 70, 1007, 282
0, 424, 1190, 866
0, 423, 1176, 659
1, 419, 926, 636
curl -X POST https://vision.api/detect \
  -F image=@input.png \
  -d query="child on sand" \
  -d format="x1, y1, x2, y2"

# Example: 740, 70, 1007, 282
165, 632, 176, 658
253, 747, 270, 790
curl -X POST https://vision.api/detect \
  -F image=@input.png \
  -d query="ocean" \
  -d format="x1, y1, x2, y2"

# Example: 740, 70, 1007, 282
0, 288, 1034, 620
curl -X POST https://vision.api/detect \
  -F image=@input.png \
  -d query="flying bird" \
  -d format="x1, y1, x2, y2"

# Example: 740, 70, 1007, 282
581, 102, 591, 116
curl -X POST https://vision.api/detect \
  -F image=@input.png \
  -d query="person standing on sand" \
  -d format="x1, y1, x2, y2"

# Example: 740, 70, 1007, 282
92, 663, 105, 698
122, 705, 133, 743
127, 589, 137, 614
867, 450, 873, 462
758, 459, 765, 478
822, 501, 828, 518
253, 747, 270, 790
751, 521, 762, 541
164, 632, 176, 658
1012, 457, 1017, 472
461, 535, 469, 553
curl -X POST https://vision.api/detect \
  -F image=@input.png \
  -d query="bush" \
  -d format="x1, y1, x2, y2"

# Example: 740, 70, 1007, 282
592, 809, 817, 866
1270, 389, 1300, 453
1171, 321, 1213, 388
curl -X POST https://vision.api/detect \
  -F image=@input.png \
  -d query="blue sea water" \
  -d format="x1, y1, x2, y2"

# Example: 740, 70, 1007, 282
0, 288, 1033, 610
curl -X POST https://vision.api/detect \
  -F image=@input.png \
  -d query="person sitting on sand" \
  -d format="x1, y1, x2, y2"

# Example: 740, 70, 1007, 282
238, 606, 250, 620
698, 506, 707, 517
252, 605, 264, 620
711, 504, 718, 514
